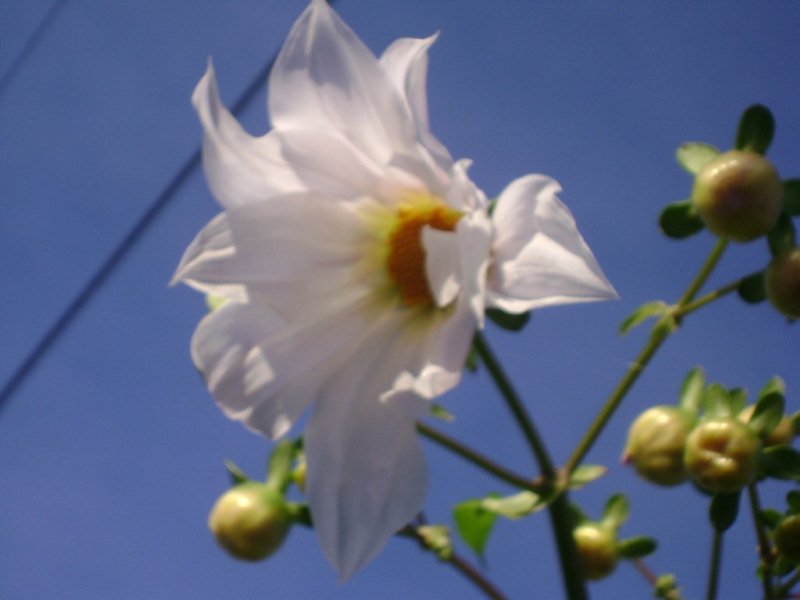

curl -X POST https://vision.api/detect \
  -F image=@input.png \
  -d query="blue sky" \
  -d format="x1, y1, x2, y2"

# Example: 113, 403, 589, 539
1, 1, 798, 598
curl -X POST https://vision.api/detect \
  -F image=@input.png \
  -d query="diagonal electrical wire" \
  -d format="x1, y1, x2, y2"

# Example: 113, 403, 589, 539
0, 0, 345, 414
0, 0, 70, 102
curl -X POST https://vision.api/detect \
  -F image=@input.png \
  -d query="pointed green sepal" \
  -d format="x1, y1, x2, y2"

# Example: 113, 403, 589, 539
430, 403, 455, 422
679, 366, 706, 415
676, 142, 720, 174
787, 490, 800, 515
616, 535, 657, 560
760, 446, 800, 481
748, 377, 786, 440
486, 308, 531, 332
224, 460, 251, 486
482, 490, 547, 519
736, 104, 775, 155
709, 491, 741, 532
601, 493, 629, 531
701, 383, 738, 418
569, 465, 607, 490
620, 301, 669, 335
659, 199, 705, 239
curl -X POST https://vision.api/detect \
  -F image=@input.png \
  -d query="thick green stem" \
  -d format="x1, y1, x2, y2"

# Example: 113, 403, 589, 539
747, 484, 776, 599
706, 530, 724, 600
565, 238, 729, 474
416, 422, 545, 492
474, 332, 586, 600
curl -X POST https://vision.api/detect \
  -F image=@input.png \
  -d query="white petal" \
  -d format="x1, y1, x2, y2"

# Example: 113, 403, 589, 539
456, 210, 493, 325
192, 61, 301, 208
172, 194, 372, 322
445, 159, 488, 211
273, 129, 381, 199
488, 174, 618, 312
304, 312, 430, 578
422, 227, 460, 308
379, 35, 452, 170
269, 0, 415, 164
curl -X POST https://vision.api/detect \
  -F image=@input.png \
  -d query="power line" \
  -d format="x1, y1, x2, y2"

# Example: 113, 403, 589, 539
0, 0, 69, 101
0, 5, 318, 413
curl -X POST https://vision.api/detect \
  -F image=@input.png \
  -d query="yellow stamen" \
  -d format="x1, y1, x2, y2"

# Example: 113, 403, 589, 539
385, 197, 462, 307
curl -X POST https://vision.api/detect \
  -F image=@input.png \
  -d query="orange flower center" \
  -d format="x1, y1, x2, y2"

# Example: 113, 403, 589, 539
385, 198, 462, 307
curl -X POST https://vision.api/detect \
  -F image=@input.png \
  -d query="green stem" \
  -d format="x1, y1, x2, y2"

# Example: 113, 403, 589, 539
473, 332, 556, 480
747, 484, 776, 599
474, 332, 587, 600
675, 278, 741, 318
706, 530, 724, 600
401, 523, 507, 600
565, 238, 729, 474
416, 422, 546, 493
777, 569, 800, 598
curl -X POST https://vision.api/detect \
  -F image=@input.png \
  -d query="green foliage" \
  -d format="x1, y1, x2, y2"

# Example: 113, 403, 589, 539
601, 493, 629, 531
701, 383, 741, 418
616, 535, 657, 560
678, 367, 706, 415
453, 499, 497, 559
430, 403, 455, 422
676, 142, 720, 174
748, 377, 786, 440
709, 492, 741, 532
760, 446, 800, 481
224, 460, 250, 486
767, 212, 797, 257
784, 179, 800, 216
486, 308, 530, 332
569, 465, 607, 490
620, 301, 669, 334
735, 104, 775, 155
659, 200, 705, 239
737, 271, 767, 304
787, 490, 800, 515
482, 491, 547, 519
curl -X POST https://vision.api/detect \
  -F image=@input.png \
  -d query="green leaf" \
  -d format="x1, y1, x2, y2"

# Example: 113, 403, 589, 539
735, 104, 775, 154
676, 142, 720, 174
784, 179, 800, 216
710, 492, 741, 532
482, 491, 546, 519
430, 403, 455, 422
679, 366, 706, 415
728, 387, 748, 416
659, 199, 705, 239
749, 377, 786, 440
602, 493, 629, 530
759, 509, 783, 530
224, 460, 250, 486
787, 490, 800, 515
761, 446, 800, 481
737, 271, 767, 304
453, 500, 497, 559
569, 465, 607, 490
486, 308, 530, 332
616, 535, 657, 560
619, 301, 669, 335
767, 212, 797, 257
702, 383, 734, 418
775, 555, 796, 577
464, 343, 479, 373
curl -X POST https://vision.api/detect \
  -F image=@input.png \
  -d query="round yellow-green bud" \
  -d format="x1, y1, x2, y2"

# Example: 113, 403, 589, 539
208, 482, 291, 561
623, 406, 695, 486
774, 515, 800, 563
684, 418, 761, 493
573, 524, 618, 581
691, 150, 782, 242
738, 404, 796, 447
765, 248, 800, 318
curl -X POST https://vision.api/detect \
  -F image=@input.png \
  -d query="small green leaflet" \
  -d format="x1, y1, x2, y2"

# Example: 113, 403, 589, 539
676, 142, 719, 174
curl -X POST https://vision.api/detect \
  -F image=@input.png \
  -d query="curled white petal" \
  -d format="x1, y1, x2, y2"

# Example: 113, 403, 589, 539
488, 174, 618, 312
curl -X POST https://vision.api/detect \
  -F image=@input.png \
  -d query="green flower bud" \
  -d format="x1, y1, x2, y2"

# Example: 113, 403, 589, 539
766, 248, 800, 318
684, 418, 761, 493
208, 482, 291, 561
623, 406, 695, 486
691, 150, 782, 242
774, 514, 800, 563
573, 524, 618, 581
738, 404, 796, 447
